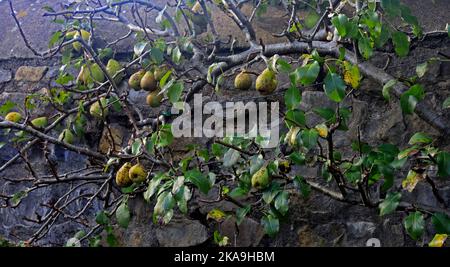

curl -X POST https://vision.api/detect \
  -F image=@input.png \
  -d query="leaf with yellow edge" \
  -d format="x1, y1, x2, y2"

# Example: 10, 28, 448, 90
315, 124, 328, 138
343, 61, 361, 89
206, 208, 228, 222
402, 170, 424, 192
428, 234, 447, 247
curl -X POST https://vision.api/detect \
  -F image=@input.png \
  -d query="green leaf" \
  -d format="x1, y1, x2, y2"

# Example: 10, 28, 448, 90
172, 46, 182, 64
392, 31, 410, 57
285, 109, 306, 127
382, 79, 397, 102
261, 215, 279, 237
313, 107, 335, 121
95, 211, 109, 225
291, 61, 320, 86
153, 191, 175, 225
134, 41, 148, 56
331, 14, 350, 38
404, 211, 425, 240
381, 0, 401, 17
323, 72, 346, 102
436, 151, 450, 178
416, 62, 428, 78
379, 192, 401, 216
285, 87, 301, 110
400, 84, 424, 114
167, 82, 184, 104
223, 148, 241, 168
408, 132, 432, 145
249, 154, 264, 176
289, 152, 305, 165
443, 97, 450, 109
432, 213, 450, 234
262, 183, 281, 204
116, 202, 130, 228
0, 100, 16, 116
358, 34, 373, 59
236, 205, 251, 225
293, 175, 311, 198
11, 191, 28, 206
274, 191, 289, 216
48, 31, 62, 48
185, 169, 211, 194
131, 139, 142, 155
150, 47, 164, 64
301, 129, 319, 149
157, 124, 173, 147
228, 187, 249, 198
144, 174, 163, 201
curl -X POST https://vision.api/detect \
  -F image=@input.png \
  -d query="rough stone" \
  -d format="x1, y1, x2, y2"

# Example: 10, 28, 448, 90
15, 66, 48, 82
155, 218, 208, 247
297, 225, 326, 247
98, 123, 126, 154
0, 69, 12, 84
219, 217, 264, 247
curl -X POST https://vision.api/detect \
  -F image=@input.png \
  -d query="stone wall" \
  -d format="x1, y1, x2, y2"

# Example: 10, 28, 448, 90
0, 0, 449, 247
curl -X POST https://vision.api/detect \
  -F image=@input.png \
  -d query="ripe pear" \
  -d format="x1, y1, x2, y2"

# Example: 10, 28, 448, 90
72, 29, 91, 51
89, 98, 108, 119
153, 65, 170, 81
251, 166, 270, 190
146, 91, 163, 108
31, 117, 48, 129
234, 71, 252, 90
115, 162, 133, 187
5, 112, 22, 123
59, 129, 75, 144
128, 164, 147, 183
128, 70, 145, 90
255, 68, 278, 95
106, 59, 124, 84
140, 71, 157, 91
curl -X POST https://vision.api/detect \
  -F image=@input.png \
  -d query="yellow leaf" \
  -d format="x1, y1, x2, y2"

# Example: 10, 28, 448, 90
429, 234, 447, 247
207, 208, 227, 222
315, 124, 328, 138
17, 10, 28, 18
343, 61, 361, 89
402, 170, 424, 192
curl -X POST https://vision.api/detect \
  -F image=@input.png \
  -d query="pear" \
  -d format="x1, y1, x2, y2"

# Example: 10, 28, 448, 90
140, 71, 157, 91
58, 129, 75, 144
115, 162, 133, 187
89, 98, 108, 119
31, 117, 48, 129
251, 166, 270, 190
128, 164, 147, 183
234, 71, 252, 90
255, 68, 277, 95
90, 63, 105, 83
5, 112, 22, 123
106, 59, 124, 84
128, 70, 145, 90
191, 1, 202, 13
146, 91, 163, 108
76, 65, 90, 85
154, 65, 170, 81
72, 29, 91, 51
315, 124, 328, 138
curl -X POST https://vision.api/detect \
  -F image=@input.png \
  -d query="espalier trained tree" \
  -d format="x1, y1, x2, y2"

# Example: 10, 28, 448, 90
0, 0, 450, 247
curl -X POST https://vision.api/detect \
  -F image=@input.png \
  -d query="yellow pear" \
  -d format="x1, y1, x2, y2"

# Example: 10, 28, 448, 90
31, 117, 48, 129
255, 68, 278, 95
58, 129, 75, 144
106, 59, 124, 84
191, 1, 202, 13
146, 91, 163, 108
72, 29, 91, 51
234, 71, 252, 90
89, 98, 108, 119
140, 71, 157, 91
128, 70, 145, 90
128, 164, 147, 183
115, 162, 133, 187
251, 167, 270, 190
153, 65, 170, 81
5, 112, 22, 123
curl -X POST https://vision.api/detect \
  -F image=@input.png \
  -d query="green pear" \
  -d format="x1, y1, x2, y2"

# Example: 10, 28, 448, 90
72, 29, 90, 51
128, 70, 145, 90
5, 112, 22, 123
31, 117, 48, 129
255, 68, 277, 95
251, 166, 270, 190
59, 129, 75, 144
128, 164, 147, 183
106, 59, 124, 84
140, 71, 157, 91
116, 162, 133, 187
234, 71, 252, 90
146, 91, 163, 108
89, 98, 108, 119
